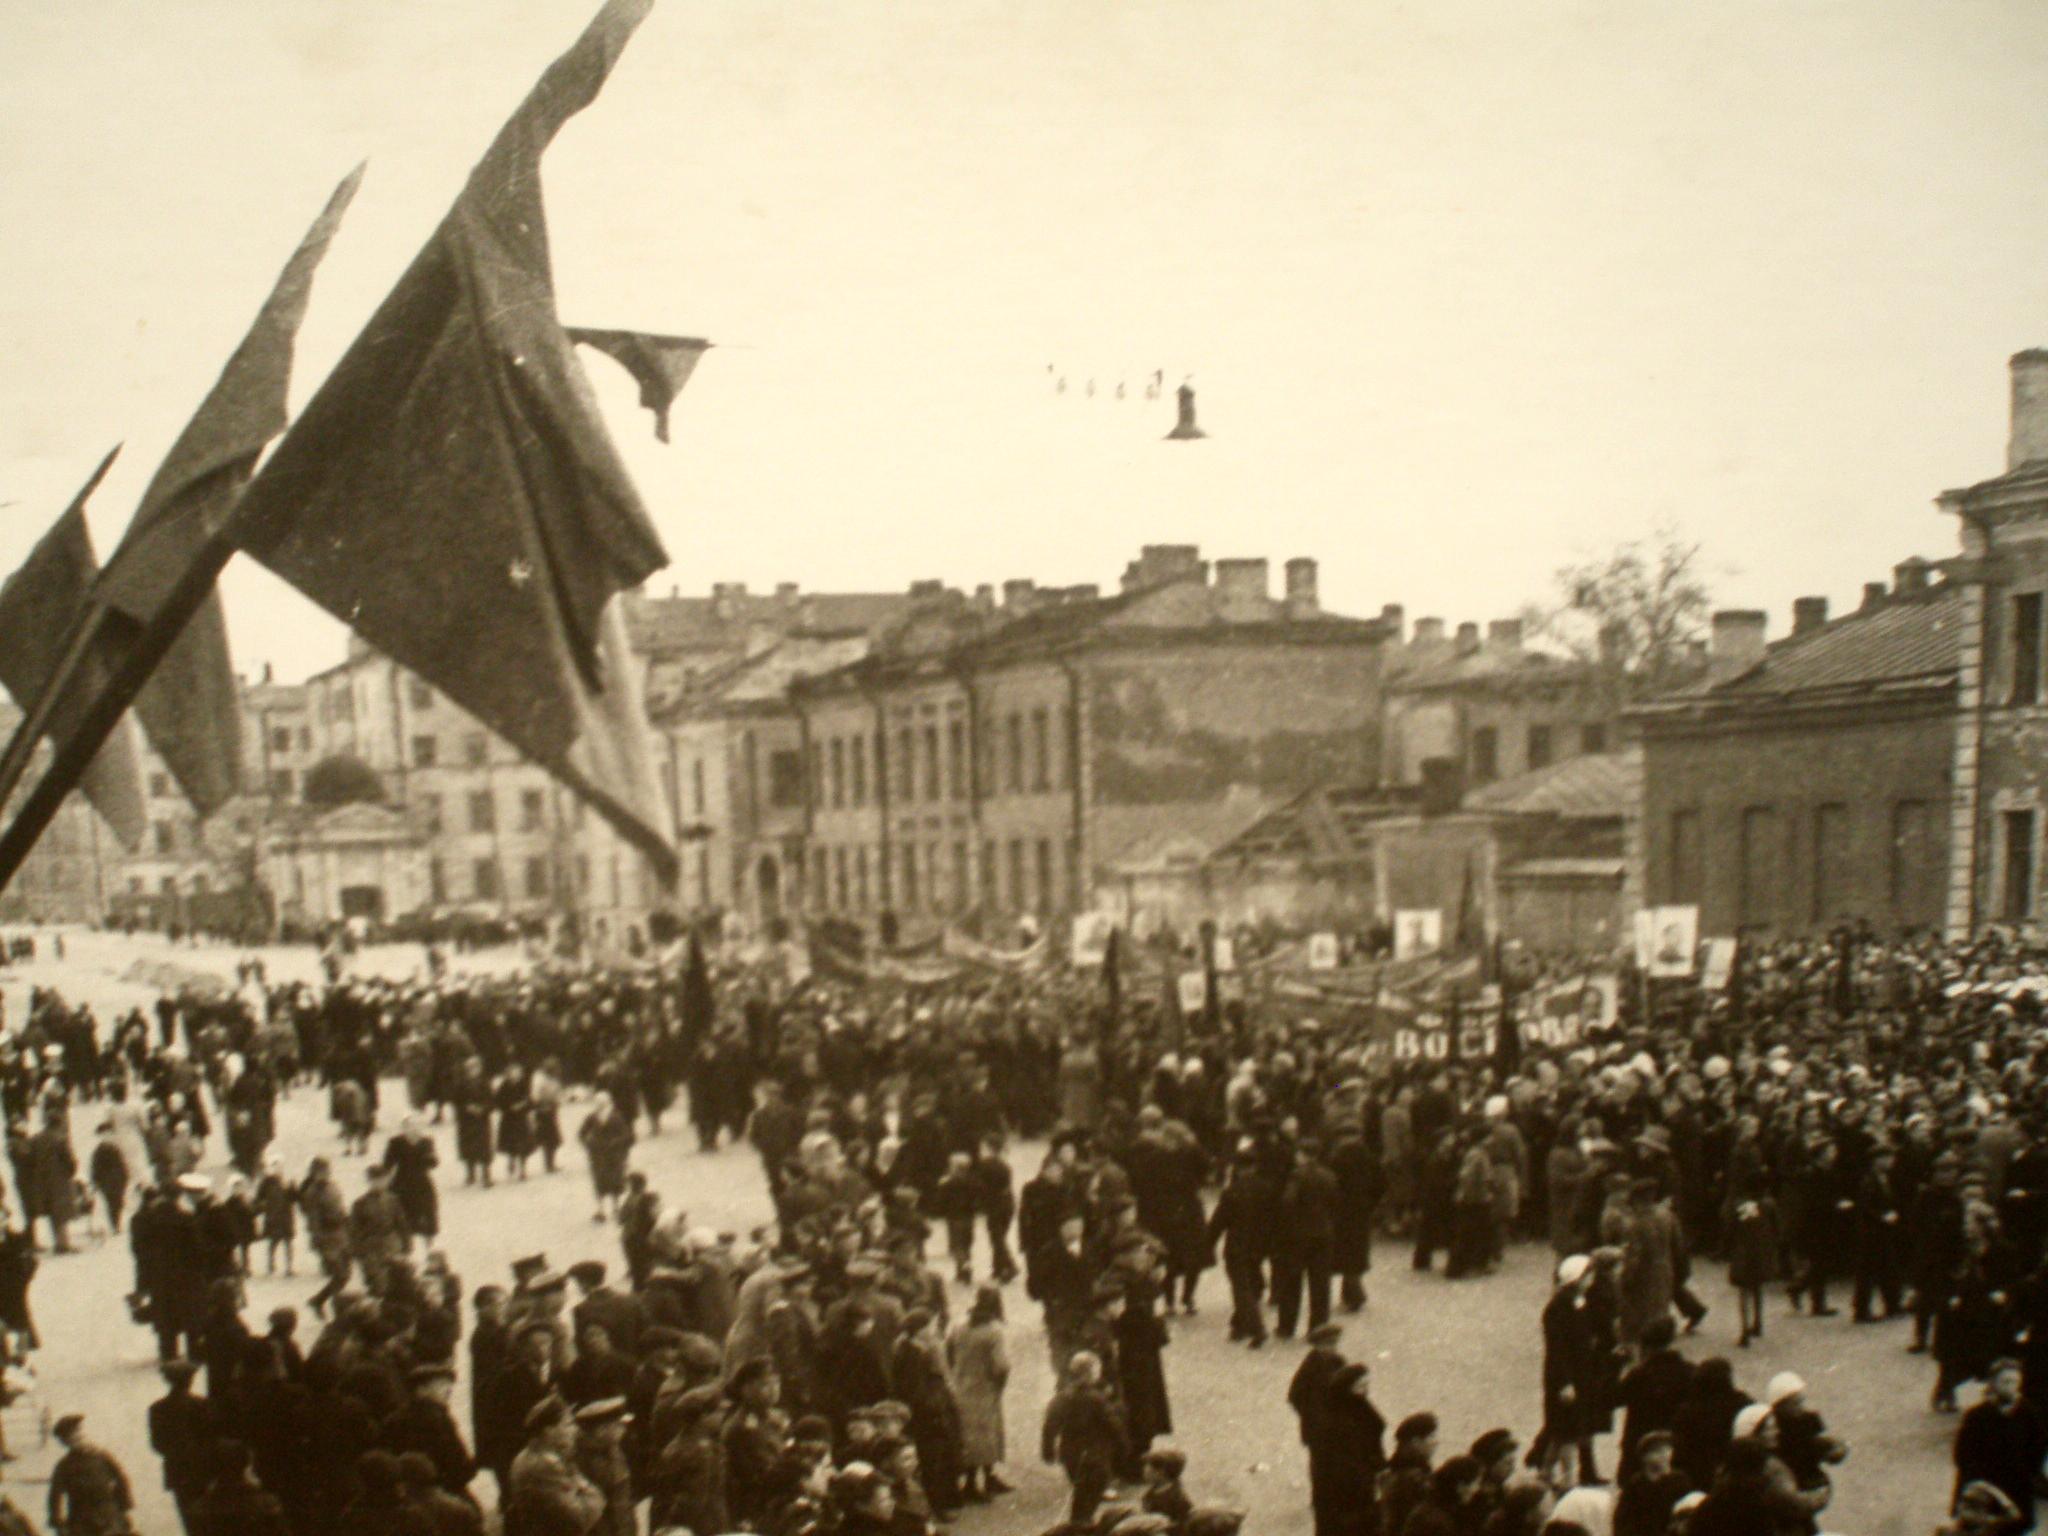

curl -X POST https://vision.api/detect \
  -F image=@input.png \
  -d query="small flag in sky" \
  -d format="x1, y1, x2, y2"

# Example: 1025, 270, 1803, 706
227, 0, 677, 877
569, 329, 710, 442
0, 448, 148, 848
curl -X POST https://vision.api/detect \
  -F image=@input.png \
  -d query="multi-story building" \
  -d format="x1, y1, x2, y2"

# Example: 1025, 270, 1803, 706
1380, 616, 1622, 790
788, 546, 1391, 934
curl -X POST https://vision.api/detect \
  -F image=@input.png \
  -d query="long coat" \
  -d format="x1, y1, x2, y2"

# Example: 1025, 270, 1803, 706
1113, 1303, 1173, 1452
578, 1110, 634, 1199
381, 1133, 440, 1240
947, 1318, 1009, 1468
1541, 1286, 1606, 1441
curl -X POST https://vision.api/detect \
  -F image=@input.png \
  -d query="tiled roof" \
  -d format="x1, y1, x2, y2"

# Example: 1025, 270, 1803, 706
1712, 586, 1963, 699
1464, 749, 1634, 819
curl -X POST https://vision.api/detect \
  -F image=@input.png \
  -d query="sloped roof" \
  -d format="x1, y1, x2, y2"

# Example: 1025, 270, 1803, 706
1386, 643, 1596, 694
1464, 749, 1634, 819
1712, 586, 1963, 699
624, 589, 916, 654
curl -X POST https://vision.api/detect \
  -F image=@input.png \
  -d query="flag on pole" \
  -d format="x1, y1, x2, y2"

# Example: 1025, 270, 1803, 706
93, 166, 367, 817
568, 329, 711, 442
0, 449, 148, 848
228, 0, 677, 878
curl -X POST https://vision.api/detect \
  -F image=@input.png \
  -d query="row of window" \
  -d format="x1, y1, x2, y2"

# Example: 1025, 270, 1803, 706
1662, 798, 1943, 927
411, 732, 494, 769
415, 787, 551, 836
808, 707, 1068, 814
803, 835, 1076, 916
1468, 721, 1606, 785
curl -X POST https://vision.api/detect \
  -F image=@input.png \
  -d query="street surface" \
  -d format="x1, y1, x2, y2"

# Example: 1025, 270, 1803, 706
0, 930, 1962, 1535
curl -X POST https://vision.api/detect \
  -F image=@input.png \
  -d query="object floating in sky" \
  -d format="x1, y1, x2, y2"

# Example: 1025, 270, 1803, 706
1166, 381, 1207, 440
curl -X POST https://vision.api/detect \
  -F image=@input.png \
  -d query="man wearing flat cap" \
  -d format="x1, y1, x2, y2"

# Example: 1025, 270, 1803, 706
384, 1359, 477, 1497
506, 1396, 604, 1536
146, 1357, 215, 1533
48, 1414, 133, 1536
573, 1399, 634, 1536
647, 1384, 728, 1536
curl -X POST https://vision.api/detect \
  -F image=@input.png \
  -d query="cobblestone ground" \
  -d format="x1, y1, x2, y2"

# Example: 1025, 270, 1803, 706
0, 931, 1959, 1535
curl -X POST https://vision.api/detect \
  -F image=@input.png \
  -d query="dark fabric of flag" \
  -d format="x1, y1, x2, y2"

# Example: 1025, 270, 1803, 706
0, 449, 148, 849
228, 0, 675, 876
569, 329, 709, 442
93, 167, 364, 816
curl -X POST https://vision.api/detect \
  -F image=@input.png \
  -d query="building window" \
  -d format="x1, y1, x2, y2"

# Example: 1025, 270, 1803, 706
1031, 708, 1051, 791
1812, 802, 1846, 923
1581, 722, 1608, 754
412, 735, 437, 768
474, 858, 500, 900
948, 721, 968, 801
2004, 809, 2037, 920
854, 847, 870, 909
428, 857, 446, 903
896, 728, 915, 801
1744, 811, 1777, 933
298, 728, 311, 751
270, 769, 293, 795
520, 789, 545, 832
464, 733, 489, 766
834, 847, 850, 910
927, 841, 943, 911
153, 822, 175, 855
1006, 714, 1025, 794
419, 793, 442, 833
983, 840, 999, 907
1470, 727, 1499, 785
2016, 593, 2045, 705
953, 842, 969, 908
150, 773, 171, 799
830, 740, 846, 809
468, 790, 495, 832
691, 759, 706, 817
524, 856, 549, 899
1036, 838, 1053, 913
269, 728, 292, 754
697, 849, 712, 907
1668, 808, 1701, 904
923, 726, 941, 802
813, 848, 829, 909
1890, 799, 1935, 912
1527, 724, 1553, 771
410, 680, 434, 710
850, 738, 867, 806
901, 843, 920, 909
767, 750, 805, 808
808, 743, 824, 808
1009, 838, 1027, 909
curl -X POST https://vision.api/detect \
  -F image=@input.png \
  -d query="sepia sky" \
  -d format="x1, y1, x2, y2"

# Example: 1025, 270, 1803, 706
3, 0, 2047, 682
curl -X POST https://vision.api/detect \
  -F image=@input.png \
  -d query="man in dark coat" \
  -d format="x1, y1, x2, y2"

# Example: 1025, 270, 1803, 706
569, 1262, 644, 1360
383, 1361, 477, 1496
1273, 1141, 1338, 1340
147, 1358, 216, 1533
1953, 1357, 2048, 1530
188, 1439, 289, 1536
1307, 1362, 1384, 1536
1327, 1118, 1379, 1313
1032, 1214, 1097, 1375
1206, 1152, 1277, 1348
1287, 1322, 1347, 1461
1040, 1350, 1127, 1526
1615, 1315, 1694, 1478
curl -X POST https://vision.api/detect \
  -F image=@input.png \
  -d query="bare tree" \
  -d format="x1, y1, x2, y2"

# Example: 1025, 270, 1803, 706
1523, 527, 1713, 696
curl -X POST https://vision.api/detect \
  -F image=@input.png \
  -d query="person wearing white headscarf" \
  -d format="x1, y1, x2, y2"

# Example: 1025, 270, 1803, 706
1551, 1481, 1614, 1536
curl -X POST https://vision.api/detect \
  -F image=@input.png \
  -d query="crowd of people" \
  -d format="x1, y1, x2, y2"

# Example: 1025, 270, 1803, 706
0, 920, 2043, 1532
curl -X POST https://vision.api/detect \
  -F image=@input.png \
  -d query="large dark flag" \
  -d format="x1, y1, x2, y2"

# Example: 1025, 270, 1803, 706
95, 166, 366, 816
0, 449, 148, 848
227, 0, 677, 877
570, 329, 711, 442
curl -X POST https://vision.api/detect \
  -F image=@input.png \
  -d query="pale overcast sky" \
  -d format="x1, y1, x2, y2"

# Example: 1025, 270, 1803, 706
3, 0, 2046, 682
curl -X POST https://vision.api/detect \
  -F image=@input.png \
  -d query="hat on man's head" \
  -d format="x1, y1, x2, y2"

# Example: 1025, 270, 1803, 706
566, 1260, 606, 1287
671, 1384, 725, 1420
1470, 1428, 1518, 1465
574, 1397, 631, 1428
525, 1396, 572, 1435
511, 1253, 549, 1284
52, 1413, 84, 1440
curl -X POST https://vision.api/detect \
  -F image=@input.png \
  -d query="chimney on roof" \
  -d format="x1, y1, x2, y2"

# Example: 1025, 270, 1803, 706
972, 583, 996, 614
1380, 604, 1405, 643
1487, 618, 1523, 652
909, 579, 945, 600
1067, 583, 1101, 602
776, 581, 799, 605
261, 661, 274, 684
1861, 581, 1887, 612
1213, 558, 1270, 620
1792, 596, 1829, 637
1412, 617, 1446, 648
1893, 557, 1931, 596
711, 581, 747, 621
2010, 348, 2048, 470
1002, 578, 1037, 612
1709, 610, 1768, 674
1283, 557, 1319, 618
1454, 621, 1481, 655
